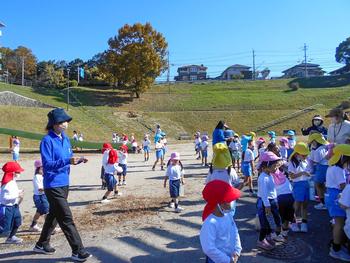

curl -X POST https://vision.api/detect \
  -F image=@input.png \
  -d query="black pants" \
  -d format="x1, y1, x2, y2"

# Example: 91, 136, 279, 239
37, 186, 84, 254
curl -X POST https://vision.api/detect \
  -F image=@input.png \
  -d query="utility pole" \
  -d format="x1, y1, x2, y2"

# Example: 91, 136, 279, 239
167, 50, 170, 93
252, 49, 256, 80
21, 56, 25, 86
303, 43, 308, 78
67, 68, 70, 111
77, 66, 80, 84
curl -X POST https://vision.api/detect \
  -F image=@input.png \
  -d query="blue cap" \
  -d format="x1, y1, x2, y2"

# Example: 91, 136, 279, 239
287, 130, 295, 136
47, 108, 72, 127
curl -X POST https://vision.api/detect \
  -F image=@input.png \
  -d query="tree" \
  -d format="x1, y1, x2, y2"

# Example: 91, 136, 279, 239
37, 62, 66, 88
260, 68, 270, 79
0, 46, 37, 82
101, 22, 168, 98
335, 37, 350, 65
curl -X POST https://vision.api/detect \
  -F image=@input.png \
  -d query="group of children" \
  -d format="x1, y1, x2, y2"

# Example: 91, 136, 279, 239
198, 126, 350, 262
194, 132, 210, 166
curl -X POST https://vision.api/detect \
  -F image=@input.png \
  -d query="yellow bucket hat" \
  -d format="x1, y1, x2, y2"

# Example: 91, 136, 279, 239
289, 142, 310, 160
307, 133, 329, 145
329, 144, 350, 166
212, 143, 232, 169
249, 131, 256, 139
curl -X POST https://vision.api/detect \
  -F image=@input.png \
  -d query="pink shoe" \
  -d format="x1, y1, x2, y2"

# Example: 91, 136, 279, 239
257, 239, 274, 250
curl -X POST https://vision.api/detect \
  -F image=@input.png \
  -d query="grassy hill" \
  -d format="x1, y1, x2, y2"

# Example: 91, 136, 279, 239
0, 77, 349, 149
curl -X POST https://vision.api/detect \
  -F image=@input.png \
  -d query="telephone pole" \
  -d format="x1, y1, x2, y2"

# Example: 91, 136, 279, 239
21, 56, 25, 86
77, 66, 80, 84
252, 49, 256, 80
167, 50, 170, 93
67, 68, 70, 111
303, 43, 308, 78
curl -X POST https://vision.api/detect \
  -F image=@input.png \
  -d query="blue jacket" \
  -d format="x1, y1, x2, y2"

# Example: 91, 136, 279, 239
212, 129, 225, 145
40, 130, 73, 189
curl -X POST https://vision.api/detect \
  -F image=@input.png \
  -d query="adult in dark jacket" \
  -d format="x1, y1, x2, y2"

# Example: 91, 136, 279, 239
301, 115, 328, 138
33, 108, 91, 262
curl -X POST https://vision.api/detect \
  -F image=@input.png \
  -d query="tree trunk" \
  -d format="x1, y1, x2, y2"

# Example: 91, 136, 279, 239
135, 91, 140, 98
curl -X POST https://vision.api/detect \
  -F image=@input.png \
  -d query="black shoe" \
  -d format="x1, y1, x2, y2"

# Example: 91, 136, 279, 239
71, 251, 92, 262
33, 243, 56, 254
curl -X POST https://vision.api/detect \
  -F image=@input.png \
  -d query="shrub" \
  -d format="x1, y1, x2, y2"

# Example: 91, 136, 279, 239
69, 80, 78, 87
288, 82, 299, 91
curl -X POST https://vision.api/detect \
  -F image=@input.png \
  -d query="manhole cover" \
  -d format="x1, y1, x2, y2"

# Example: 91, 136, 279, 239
257, 237, 312, 261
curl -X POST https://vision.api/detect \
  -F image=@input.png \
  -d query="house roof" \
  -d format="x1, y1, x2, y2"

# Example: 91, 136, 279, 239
329, 65, 350, 75
177, 64, 207, 70
282, 63, 323, 73
228, 64, 251, 69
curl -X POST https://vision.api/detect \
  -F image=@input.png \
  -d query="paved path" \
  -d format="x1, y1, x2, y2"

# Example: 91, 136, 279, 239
0, 142, 341, 262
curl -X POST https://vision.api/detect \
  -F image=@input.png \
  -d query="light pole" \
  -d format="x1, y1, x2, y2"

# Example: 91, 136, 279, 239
0, 21, 6, 82
67, 68, 70, 111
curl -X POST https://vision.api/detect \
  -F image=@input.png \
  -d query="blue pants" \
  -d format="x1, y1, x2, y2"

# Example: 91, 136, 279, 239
156, 150, 163, 159
0, 204, 22, 237
292, 181, 310, 202
325, 187, 346, 218
257, 198, 281, 230
242, 161, 252, 176
143, 146, 150, 153
314, 164, 328, 184
33, 194, 50, 215
104, 173, 117, 191
117, 164, 127, 176
169, 179, 180, 198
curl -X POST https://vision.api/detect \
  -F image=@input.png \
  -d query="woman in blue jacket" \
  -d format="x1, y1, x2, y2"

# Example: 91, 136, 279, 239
33, 108, 91, 262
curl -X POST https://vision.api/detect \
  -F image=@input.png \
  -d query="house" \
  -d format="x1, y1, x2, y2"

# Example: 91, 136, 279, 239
282, 63, 325, 78
329, 65, 350, 76
174, 64, 207, 81
219, 64, 252, 80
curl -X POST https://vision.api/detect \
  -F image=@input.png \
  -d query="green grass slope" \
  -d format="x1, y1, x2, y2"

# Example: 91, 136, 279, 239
0, 77, 349, 149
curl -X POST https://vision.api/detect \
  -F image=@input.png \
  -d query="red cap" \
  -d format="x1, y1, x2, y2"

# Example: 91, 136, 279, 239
120, 145, 128, 152
1, 162, 24, 185
102, 143, 113, 154
202, 180, 241, 221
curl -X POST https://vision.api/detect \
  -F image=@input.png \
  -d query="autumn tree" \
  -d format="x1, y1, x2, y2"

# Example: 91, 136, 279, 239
100, 22, 168, 98
335, 37, 350, 65
0, 46, 37, 82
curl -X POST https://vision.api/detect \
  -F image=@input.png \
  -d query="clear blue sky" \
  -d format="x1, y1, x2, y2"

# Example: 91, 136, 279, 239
1, 0, 349, 79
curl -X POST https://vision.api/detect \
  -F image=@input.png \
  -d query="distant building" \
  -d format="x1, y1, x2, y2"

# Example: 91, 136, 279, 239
219, 64, 252, 80
329, 65, 350, 76
174, 64, 207, 81
282, 63, 325, 78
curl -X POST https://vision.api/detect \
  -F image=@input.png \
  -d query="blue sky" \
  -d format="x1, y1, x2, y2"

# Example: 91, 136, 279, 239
1, 0, 349, 79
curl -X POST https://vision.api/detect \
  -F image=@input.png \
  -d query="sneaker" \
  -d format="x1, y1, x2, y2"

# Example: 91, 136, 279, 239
300, 223, 308, 233
161, 167, 165, 171
314, 203, 327, 210
291, 223, 300, 232
257, 239, 274, 250
152, 167, 155, 171
33, 243, 56, 254
29, 224, 42, 232
5, 235, 23, 244
266, 235, 276, 246
71, 251, 92, 262
168, 202, 175, 208
122, 181, 126, 186
101, 198, 111, 203
117, 183, 122, 186
329, 247, 350, 262
271, 232, 286, 242
175, 206, 184, 213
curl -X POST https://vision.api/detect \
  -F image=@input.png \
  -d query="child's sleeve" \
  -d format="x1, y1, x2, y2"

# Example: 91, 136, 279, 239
231, 221, 242, 256
260, 177, 271, 207
339, 185, 350, 208
200, 221, 231, 263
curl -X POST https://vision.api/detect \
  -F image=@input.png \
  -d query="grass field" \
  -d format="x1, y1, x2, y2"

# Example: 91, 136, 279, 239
0, 77, 349, 149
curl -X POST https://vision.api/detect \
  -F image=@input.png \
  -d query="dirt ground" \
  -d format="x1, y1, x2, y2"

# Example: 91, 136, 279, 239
0, 142, 340, 262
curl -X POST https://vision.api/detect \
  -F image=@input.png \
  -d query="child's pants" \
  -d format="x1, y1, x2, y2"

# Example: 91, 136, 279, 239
0, 204, 22, 237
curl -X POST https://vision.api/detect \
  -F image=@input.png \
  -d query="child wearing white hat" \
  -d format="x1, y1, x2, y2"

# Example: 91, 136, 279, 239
164, 152, 185, 213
